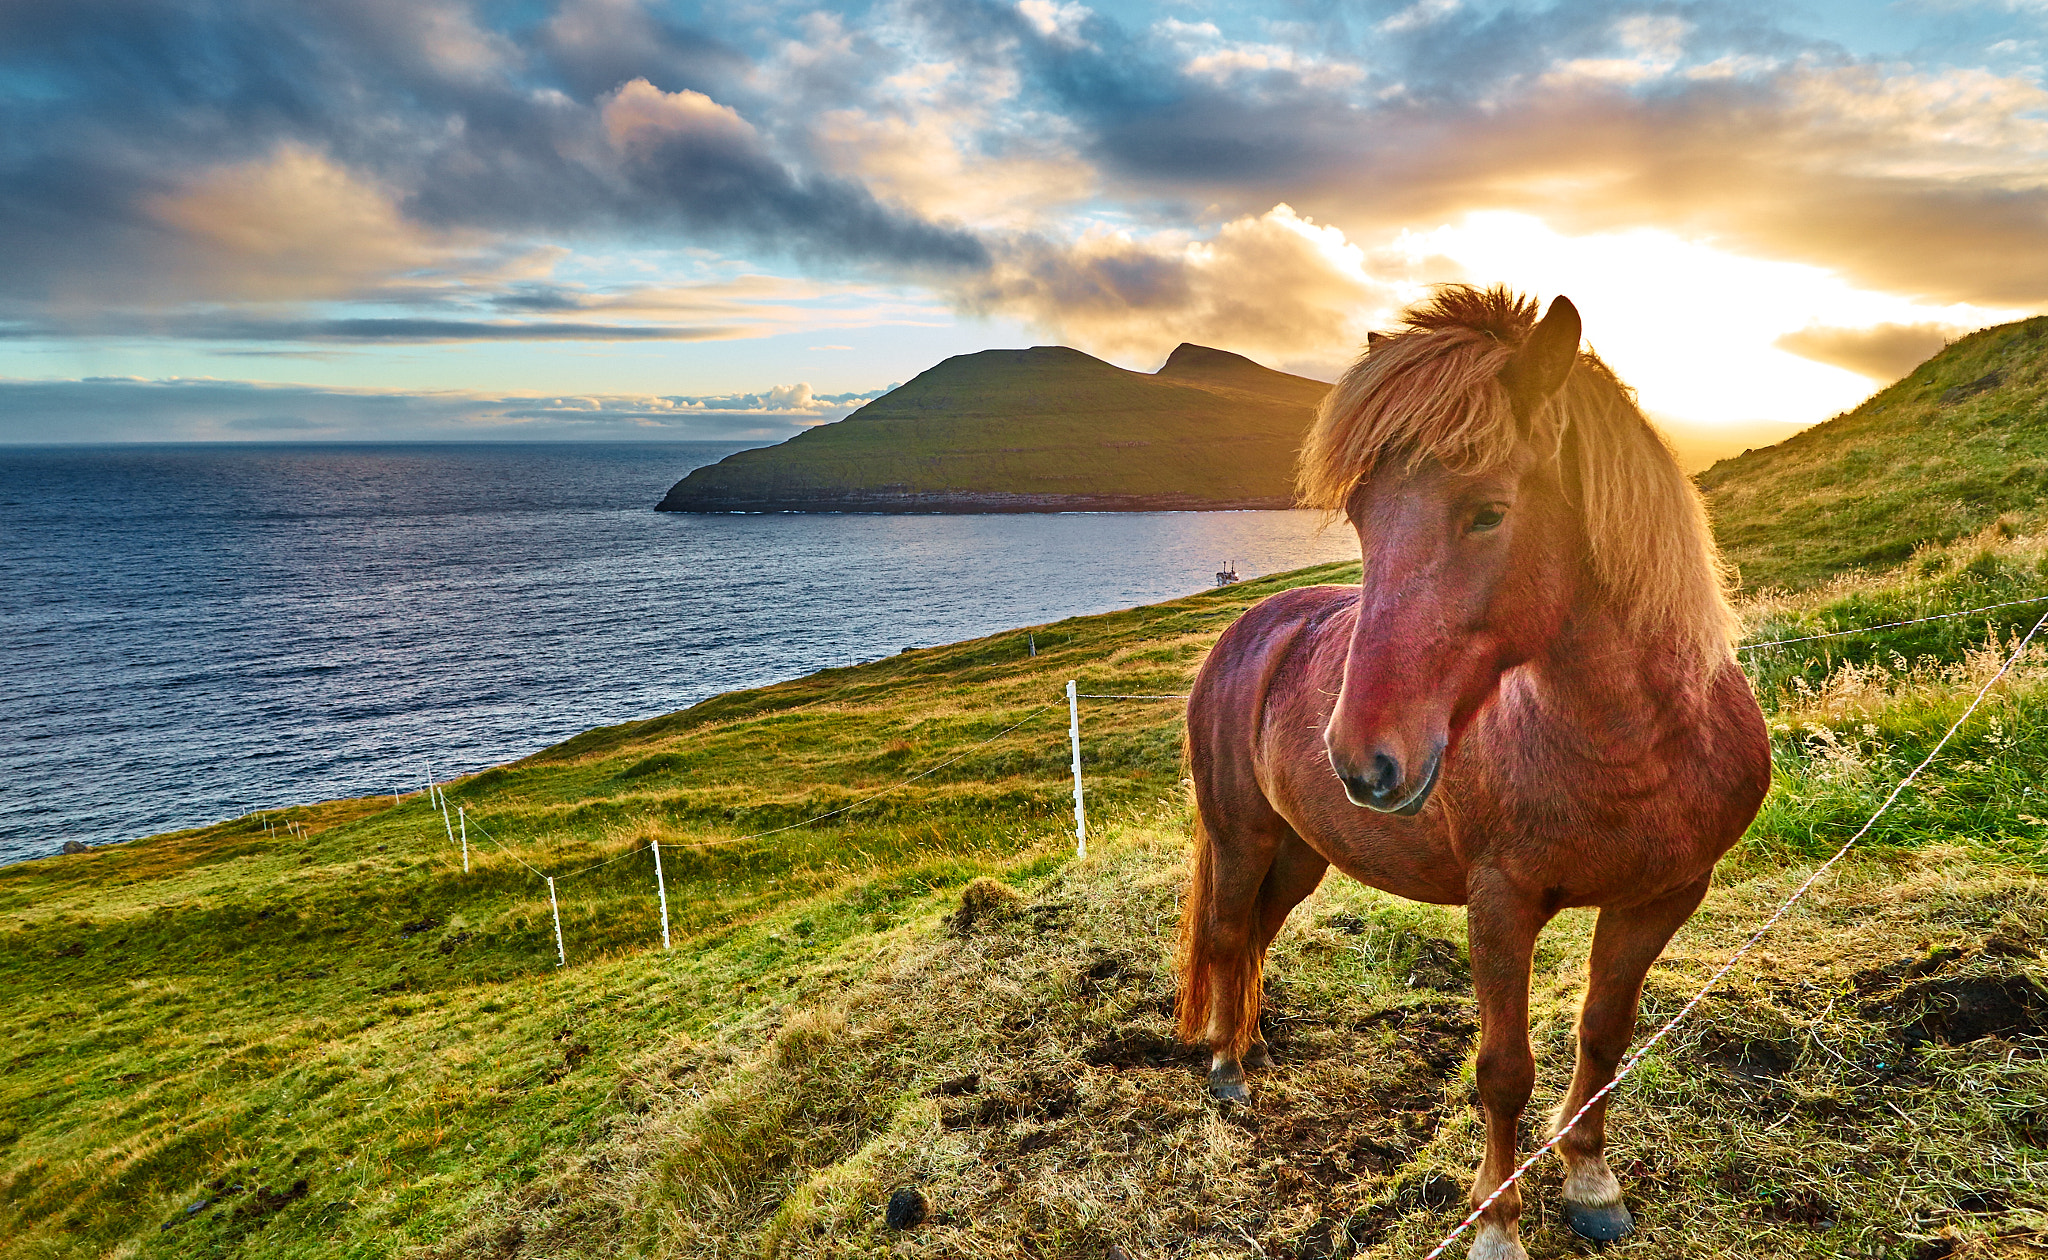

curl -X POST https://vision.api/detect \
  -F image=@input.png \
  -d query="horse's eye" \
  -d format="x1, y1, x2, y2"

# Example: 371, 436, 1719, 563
1468, 504, 1506, 533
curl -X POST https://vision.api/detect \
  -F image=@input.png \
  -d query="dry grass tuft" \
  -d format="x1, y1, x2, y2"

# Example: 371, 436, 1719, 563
948, 876, 1025, 935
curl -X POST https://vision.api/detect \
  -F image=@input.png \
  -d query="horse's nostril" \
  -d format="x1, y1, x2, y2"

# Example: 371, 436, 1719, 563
1371, 753, 1401, 797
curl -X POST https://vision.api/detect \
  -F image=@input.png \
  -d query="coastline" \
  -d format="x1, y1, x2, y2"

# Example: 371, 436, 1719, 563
654, 490, 1297, 512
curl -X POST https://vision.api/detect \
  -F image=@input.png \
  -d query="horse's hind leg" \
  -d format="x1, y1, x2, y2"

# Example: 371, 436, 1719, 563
1174, 807, 1312, 1102
1551, 876, 1710, 1242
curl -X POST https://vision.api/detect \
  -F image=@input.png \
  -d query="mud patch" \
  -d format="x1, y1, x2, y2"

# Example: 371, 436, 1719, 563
1400, 937, 1469, 992
1352, 1004, 1477, 1082
1081, 1032, 1203, 1071
1232, 1003, 1476, 1247
542, 1041, 590, 1086
1852, 946, 1964, 996
1698, 1028, 1800, 1095
1896, 976, 2048, 1045
1340, 1171, 1466, 1250
1756, 1186, 1836, 1228
939, 1073, 1080, 1129
234, 1178, 308, 1223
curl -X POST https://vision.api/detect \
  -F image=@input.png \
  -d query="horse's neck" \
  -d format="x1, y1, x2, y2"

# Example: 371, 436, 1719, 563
1501, 607, 1717, 763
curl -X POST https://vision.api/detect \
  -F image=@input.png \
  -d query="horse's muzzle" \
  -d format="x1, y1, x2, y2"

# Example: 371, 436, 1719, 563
1333, 745, 1443, 816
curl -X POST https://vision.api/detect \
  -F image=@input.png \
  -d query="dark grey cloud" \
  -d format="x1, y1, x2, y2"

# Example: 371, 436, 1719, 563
537, 0, 748, 101
0, 0, 986, 314
1, 0, 2042, 360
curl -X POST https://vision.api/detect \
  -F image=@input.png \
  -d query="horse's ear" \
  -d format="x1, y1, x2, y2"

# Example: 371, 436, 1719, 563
1366, 331, 1389, 345
1498, 295, 1580, 421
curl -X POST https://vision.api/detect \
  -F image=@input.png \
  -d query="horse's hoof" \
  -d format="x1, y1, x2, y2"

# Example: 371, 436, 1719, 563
1243, 1041, 1275, 1070
1563, 1199, 1634, 1242
1207, 1066, 1250, 1104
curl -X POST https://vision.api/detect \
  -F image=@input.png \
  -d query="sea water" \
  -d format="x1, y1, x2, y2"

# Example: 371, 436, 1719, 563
0, 442, 1358, 863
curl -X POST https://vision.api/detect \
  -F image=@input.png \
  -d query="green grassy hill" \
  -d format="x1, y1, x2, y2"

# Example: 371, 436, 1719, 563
1701, 316, 2048, 589
8, 535, 2048, 1259
656, 344, 1328, 512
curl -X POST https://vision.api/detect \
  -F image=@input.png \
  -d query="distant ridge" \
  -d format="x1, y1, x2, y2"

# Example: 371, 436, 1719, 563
656, 343, 1329, 513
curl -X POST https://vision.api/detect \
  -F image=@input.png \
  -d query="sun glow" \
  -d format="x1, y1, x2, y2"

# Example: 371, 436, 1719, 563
1398, 212, 2025, 429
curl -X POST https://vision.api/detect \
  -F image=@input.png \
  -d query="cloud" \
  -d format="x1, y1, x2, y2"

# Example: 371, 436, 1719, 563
1, 0, 2044, 410
0, 4, 986, 326
0, 317, 741, 344
963, 205, 1414, 374
0, 376, 897, 444
142, 145, 463, 302
907, 0, 2048, 306
601, 78, 759, 150
1775, 322, 1965, 380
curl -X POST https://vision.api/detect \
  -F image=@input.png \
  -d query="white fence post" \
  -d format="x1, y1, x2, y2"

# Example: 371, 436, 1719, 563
547, 876, 566, 967
1067, 680, 1086, 858
652, 839, 672, 951
458, 805, 469, 874
437, 786, 456, 849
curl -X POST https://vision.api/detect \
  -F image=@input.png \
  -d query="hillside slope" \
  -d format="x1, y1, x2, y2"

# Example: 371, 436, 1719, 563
8, 533, 2048, 1258
1701, 316, 2048, 589
656, 344, 1328, 512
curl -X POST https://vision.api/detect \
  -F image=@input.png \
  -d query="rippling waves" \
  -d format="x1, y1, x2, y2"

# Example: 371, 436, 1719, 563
0, 442, 1356, 863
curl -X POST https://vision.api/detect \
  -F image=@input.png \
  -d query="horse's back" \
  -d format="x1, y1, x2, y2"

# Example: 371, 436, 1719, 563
1192, 584, 1352, 717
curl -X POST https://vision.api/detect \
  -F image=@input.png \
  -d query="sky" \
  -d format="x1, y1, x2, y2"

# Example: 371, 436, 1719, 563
1, 0, 2044, 445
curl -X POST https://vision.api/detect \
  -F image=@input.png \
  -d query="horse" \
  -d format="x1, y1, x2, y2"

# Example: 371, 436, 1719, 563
1175, 286, 1770, 1259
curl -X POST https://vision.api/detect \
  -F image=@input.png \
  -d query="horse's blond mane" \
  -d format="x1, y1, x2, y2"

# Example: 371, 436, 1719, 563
1298, 285, 1737, 668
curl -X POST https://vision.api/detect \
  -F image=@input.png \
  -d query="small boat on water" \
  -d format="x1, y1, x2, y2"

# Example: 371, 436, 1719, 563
1214, 561, 1240, 586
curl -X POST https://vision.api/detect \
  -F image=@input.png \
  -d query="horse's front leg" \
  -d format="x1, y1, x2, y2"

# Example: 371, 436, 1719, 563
1464, 877, 1551, 1260
1551, 875, 1710, 1241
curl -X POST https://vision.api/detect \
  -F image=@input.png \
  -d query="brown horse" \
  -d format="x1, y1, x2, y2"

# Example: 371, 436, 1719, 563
1176, 286, 1770, 1259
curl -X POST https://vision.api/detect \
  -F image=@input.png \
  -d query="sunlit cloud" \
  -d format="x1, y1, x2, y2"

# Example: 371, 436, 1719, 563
963, 205, 1415, 374
1396, 212, 2024, 426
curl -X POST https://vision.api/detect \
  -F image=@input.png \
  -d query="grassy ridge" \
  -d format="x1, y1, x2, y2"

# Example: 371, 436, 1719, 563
1702, 316, 2048, 589
18, 311, 2048, 1258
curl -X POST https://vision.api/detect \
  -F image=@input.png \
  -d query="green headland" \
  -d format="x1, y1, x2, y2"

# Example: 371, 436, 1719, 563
656, 343, 1328, 513
8, 320, 2048, 1258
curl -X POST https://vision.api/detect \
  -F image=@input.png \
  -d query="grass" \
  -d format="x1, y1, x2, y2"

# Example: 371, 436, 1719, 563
1701, 315, 2048, 590
8, 529, 2048, 1258
656, 344, 1327, 510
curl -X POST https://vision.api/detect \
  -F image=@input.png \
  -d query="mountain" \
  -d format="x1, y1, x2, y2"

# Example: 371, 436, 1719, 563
656, 343, 1329, 512
1700, 315, 2048, 589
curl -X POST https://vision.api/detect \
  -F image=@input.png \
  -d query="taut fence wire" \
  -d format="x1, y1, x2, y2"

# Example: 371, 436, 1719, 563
1420, 605, 2048, 1260
238, 595, 2043, 986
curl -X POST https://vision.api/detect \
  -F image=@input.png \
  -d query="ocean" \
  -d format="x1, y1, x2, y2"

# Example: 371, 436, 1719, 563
0, 442, 1358, 864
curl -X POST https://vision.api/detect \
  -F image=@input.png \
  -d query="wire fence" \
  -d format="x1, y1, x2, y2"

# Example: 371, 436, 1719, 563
1419, 603, 2048, 1259
266, 588, 2047, 974
1738, 592, 2048, 651
419, 700, 1062, 964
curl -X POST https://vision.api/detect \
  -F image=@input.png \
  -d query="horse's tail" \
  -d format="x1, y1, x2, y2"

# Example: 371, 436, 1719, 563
1174, 813, 1261, 1055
